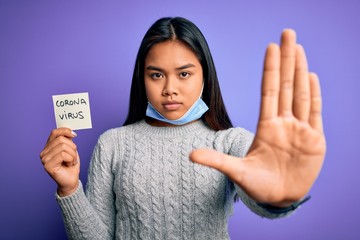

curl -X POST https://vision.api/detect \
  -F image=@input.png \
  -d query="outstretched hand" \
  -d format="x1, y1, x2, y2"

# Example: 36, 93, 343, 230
190, 29, 326, 207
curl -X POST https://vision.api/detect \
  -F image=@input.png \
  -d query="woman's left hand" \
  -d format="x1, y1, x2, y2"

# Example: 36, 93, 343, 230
190, 29, 326, 207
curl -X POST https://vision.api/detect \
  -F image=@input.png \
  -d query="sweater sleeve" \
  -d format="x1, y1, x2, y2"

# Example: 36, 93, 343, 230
225, 127, 296, 219
56, 131, 116, 239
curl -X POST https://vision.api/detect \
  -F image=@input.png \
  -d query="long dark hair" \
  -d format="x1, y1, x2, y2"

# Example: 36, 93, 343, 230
123, 17, 233, 131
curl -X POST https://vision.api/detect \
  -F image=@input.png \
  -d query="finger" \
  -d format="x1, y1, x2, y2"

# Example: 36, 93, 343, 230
189, 149, 245, 182
41, 128, 77, 158
40, 135, 77, 159
293, 44, 310, 121
64, 151, 80, 167
279, 29, 297, 116
259, 43, 280, 120
74, 151, 80, 166
41, 142, 78, 165
47, 128, 77, 143
309, 73, 323, 132
43, 151, 77, 173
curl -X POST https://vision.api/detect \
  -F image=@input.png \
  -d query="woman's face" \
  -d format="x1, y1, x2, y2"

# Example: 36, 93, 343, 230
144, 40, 203, 125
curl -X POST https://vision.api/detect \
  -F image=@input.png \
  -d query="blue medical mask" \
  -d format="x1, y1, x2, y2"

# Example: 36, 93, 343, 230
145, 88, 209, 125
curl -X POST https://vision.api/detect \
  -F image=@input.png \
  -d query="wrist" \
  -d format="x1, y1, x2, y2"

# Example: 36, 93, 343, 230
57, 182, 79, 197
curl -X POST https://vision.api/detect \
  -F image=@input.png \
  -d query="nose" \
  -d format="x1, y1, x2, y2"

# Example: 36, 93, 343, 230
162, 78, 178, 96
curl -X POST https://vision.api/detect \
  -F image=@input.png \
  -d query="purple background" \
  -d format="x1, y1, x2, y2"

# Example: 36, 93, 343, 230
1, 1, 359, 239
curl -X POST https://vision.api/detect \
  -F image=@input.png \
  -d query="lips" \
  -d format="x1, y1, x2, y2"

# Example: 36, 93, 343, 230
162, 101, 182, 111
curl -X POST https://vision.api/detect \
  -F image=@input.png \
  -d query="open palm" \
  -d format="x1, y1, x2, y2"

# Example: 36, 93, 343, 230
190, 29, 326, 207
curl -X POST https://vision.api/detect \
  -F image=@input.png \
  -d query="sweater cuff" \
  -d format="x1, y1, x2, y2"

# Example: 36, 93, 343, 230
257, 196, 311, 214
55, 181, 90, 219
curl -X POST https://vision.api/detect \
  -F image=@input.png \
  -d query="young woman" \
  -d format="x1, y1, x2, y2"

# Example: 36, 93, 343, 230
40, 17, 326, 239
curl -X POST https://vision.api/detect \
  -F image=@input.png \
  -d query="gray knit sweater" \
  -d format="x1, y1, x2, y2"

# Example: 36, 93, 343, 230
56, 120, 292, 240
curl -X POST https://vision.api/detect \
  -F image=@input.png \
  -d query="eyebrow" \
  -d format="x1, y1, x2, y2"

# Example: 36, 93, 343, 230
145, 63, 196, 71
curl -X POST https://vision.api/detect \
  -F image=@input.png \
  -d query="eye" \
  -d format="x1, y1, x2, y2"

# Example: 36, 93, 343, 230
179, 72, 191, 79
150, 73, 163, 80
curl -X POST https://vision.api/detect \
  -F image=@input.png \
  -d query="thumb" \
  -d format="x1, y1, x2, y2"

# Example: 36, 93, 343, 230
189, 149, 244, 181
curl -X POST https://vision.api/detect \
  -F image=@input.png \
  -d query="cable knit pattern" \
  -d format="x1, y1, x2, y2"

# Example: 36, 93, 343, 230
164, 138, 181, 239
192, 131, 208, 240
180, 136, 193, 240
56, 120, 295, 240
149, 135, 163, 240
133, 132, 151, 239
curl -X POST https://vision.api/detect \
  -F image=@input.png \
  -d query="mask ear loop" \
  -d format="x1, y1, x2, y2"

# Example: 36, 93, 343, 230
199, 81, 205, 99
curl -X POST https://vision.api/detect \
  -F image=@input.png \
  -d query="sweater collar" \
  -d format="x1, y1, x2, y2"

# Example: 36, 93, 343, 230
133, 119, 211, 138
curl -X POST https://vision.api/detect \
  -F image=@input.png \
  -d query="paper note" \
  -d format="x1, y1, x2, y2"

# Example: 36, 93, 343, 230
52, 92, 92, 130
